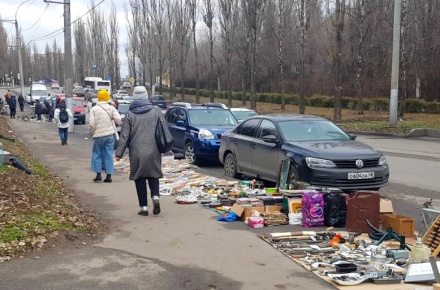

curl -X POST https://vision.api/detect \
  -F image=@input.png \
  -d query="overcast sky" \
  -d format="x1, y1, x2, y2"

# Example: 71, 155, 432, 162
0, 0, 130, 76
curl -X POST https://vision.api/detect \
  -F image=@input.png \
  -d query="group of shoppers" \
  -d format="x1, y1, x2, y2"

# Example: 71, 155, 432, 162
89, 86, 167, 217
3, 90, 24, 118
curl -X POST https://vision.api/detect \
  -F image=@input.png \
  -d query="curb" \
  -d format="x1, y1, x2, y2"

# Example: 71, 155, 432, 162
344, 130, 407, 138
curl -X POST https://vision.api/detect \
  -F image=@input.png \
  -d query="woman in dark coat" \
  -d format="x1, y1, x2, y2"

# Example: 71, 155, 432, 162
44, 100, 53, 121
115, 86, 169, 217
34, 99, 43, 121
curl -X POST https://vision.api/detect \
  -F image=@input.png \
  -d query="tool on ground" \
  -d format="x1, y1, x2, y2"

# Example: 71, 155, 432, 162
366, 219, 411, 251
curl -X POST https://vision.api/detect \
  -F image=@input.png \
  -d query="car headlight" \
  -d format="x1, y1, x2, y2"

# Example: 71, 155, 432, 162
306, 157, 336, 168
378, 155, 387, 166
199, 129, 214, 140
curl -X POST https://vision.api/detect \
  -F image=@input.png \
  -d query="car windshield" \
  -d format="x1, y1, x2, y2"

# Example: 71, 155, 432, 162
73, 100, 84, 107
33, 90, 47, 96
188, 109, 237, 126
278, 120, 350, 141
151, 96, 165, 100
232, 110, 257, 120
118, 104, 130, 114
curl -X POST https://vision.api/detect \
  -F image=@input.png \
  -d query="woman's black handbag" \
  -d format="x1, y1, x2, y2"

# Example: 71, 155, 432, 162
155, 109, 174, 153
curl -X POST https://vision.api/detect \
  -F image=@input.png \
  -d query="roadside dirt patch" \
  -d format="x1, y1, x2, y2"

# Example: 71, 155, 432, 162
0, 116, 105, 261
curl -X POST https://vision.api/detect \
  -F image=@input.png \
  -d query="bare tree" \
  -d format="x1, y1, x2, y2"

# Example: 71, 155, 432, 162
165, 0, 177, 98
219, 0, 237, 107
188, 0, 201, 103
203, 0, 215, 102
107, 3, 120, 90
298, 0, 310, 114
269, 0, 292, 110
125, 1, 139, 84
175, 0, 192, 101
150, 0, 167, 94
74, 19, 88, 84
242, 0, 267, 110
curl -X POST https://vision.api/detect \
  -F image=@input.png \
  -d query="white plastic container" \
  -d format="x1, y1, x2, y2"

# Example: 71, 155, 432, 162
410, 238, 431, 262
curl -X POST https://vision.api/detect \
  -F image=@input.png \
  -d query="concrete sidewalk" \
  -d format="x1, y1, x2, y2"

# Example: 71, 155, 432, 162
0, 112, 332, 289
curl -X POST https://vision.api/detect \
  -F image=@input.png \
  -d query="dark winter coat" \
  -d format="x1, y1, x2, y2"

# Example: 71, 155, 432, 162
115, 100, 165, 180
35, 101, 43, 114
18, 95, 24, 105
9, 96, 16, 109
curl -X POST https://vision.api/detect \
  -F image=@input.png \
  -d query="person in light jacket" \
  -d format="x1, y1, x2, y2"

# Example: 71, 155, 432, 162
115, 86, 167, 217
54, 101, 73, 145
89, 90, 121, 183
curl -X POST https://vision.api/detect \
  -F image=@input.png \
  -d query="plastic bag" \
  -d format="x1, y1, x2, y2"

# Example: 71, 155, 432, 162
324, 193, 347, 227
301, 190, 324, 227
217, 212, 238, 222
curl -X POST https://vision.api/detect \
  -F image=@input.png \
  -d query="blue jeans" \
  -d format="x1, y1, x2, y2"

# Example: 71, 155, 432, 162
58, 128, 68, 144
91, 135, 115, 174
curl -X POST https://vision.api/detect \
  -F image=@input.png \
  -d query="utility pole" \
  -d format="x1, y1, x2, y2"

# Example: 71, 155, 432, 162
15, 21, 24, 97
389, 0, 401, 126
44, 0, 74, 132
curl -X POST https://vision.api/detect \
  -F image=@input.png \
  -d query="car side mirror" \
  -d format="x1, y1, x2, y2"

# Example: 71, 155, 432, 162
262, 135, 279, 143
176, 120, 185, 127
348, 134, 357, 140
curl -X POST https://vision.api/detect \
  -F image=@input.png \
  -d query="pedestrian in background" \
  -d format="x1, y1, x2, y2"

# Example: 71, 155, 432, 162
18, 94, 24, 112
4, 90, 12, 101
8, 95, 17, 119
44, 100, 53, 121
54, 100, 73, 145
115, 86, 165, 216
89, 90, 121, 183
35, 99, 42, 121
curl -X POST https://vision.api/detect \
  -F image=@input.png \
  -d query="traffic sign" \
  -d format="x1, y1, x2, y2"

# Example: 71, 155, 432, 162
107, 75, 112, 81
92, 64, 97, 70
129, 77, 134, 83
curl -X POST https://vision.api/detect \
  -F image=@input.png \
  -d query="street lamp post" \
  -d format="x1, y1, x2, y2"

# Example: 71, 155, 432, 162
44, 0, 74, 132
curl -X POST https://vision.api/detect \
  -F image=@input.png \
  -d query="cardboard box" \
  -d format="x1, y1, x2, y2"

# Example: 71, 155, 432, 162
380, 199, 394, 224
383, 213, 415, 236
241, 206, 265, 221
287, 198, 302, 214
230, 204, 245, 217
265, 205, 282, 212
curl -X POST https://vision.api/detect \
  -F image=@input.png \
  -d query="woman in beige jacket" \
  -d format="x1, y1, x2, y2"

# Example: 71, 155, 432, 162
89, 90, 121, 182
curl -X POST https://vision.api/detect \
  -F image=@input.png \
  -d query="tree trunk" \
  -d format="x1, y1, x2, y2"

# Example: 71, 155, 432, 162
193, 21, 200, 103
299, 0, 306, 114
398, 0, 408, 118
355, 0, 365, 115
333, 0, 345, 121
209, 26, 214, 102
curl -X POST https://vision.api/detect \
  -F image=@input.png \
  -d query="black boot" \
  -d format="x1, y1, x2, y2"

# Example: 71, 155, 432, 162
104, 174, 112, 183
93, 173, 102, 182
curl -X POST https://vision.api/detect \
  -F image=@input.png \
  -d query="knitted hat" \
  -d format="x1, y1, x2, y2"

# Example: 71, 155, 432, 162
97, 90, 110, 102
133, 86, 148, 100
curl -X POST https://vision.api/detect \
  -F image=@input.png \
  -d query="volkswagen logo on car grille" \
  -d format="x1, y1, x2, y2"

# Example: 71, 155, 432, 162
355, 159, 364, 168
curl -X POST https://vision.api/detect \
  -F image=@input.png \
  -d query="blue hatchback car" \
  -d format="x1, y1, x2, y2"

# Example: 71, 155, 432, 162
164, 102, 238, 164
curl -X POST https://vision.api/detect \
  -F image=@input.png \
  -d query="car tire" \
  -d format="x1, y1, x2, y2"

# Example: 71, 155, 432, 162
287, 164, 301, 190
224, 153, 240, 179
184, 142, 200, 165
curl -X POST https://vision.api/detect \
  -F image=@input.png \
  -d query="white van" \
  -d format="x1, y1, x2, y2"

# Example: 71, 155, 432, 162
29, 83, 49, 104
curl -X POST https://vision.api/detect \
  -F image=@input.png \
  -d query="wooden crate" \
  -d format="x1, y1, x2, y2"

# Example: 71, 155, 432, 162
422, 215, 440, 256
382, 213, 415, 237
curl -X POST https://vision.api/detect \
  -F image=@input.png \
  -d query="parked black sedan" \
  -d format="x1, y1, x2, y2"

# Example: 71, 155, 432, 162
219, 115, 389, 191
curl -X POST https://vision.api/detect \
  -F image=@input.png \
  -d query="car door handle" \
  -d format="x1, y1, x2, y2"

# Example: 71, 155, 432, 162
234, 140, 238, 144
250, 144, 256, 149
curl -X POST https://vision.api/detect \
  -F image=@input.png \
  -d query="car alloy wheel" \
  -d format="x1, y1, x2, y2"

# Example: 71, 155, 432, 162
224, 153, 239, 179
184, 142, 201, 165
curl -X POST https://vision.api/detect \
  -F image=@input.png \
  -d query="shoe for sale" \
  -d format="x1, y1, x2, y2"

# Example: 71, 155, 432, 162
153, 198, 161, 215
138, 210, 148, 216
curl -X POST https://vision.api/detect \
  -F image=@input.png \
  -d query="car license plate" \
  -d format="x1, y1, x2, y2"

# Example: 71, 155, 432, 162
74, 118, 77, 120
348, 172, 374, 180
